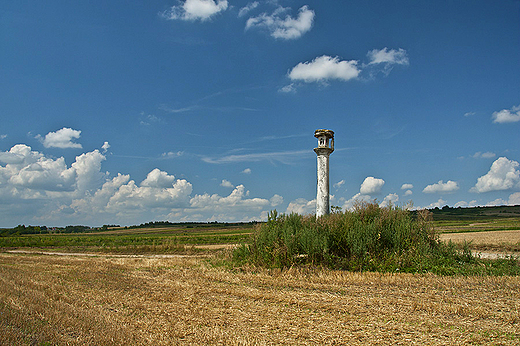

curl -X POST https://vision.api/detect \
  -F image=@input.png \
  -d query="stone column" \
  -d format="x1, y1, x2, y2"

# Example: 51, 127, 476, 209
314, 129, 334, 218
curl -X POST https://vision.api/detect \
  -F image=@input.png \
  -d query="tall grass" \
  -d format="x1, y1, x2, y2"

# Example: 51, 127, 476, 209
233, 202, 520, 275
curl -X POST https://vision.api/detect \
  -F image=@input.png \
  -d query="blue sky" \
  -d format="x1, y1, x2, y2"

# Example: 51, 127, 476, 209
1, 0, 519, 227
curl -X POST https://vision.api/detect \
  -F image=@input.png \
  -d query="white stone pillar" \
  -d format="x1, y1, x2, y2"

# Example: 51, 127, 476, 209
314, 129, 334, 218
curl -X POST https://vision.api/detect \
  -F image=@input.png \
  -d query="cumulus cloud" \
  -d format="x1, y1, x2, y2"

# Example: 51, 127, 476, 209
380, 193, 399, 208
288, 55, 360, 83
246, 5, 314, 40
426, 198, 447, 209
0, 142, 286, 225
107, 170, 193, 210
359, 177, 385, 195
492, 105, 520, 123
286, 197, 316, 215
241, 168, 252, 174
454, 200, 478, 208
270, 194, 283, 207
341, 193, 371, 211
188, 184, 271, 221
160, 0, 228, 21
40, 128, 82, 149
423, 180, 459, 194
471, 157, 520, 193
508, 192, 520, 205
0, 144, 106, 193
220, 179, 234, 188
401, 183, 413, 190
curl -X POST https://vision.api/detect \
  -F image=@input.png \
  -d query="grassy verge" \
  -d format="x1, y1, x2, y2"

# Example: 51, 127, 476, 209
232, 202, 520, 275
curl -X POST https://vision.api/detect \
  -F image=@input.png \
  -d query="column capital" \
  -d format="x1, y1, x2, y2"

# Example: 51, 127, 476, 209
314, 147, 333, 156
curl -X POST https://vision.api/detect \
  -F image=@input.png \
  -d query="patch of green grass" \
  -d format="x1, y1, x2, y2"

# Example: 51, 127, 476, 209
232, 203, 520, 276
0, 228, 251, 254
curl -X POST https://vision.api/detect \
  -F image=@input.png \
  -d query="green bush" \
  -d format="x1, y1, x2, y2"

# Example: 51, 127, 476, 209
232, 202, 520, 275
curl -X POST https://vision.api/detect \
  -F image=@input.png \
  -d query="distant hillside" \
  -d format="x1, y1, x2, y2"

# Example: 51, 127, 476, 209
427, 205, 520, 220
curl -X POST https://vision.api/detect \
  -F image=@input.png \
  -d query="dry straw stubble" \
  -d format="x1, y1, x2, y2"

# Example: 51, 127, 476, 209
1, 252, 519, 345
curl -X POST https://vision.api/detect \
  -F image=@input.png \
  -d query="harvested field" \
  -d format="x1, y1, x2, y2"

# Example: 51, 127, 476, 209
440, 229, 520, 255
1, 252, 519, 345
440, 229, 520, 245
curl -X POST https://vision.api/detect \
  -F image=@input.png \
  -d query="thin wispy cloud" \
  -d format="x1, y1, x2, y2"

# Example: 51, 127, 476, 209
238, 1, 259, 17
202, 149, 310, 164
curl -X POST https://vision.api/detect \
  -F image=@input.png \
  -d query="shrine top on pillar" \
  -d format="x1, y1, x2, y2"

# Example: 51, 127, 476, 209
314, 129, 334, 153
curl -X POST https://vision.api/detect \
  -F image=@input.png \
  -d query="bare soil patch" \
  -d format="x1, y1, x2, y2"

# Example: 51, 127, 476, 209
1, 252, 519, 345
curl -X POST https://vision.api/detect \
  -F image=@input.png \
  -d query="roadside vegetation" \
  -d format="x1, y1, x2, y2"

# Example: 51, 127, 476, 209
233, 202, 520, 275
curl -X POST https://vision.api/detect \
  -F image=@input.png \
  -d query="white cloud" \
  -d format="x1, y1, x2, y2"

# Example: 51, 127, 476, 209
220, 179, 234, 188
278, 83, 296, 93
286, 197, 315, 215
241, 168, 252, 174
107, 171, 192, 210
341, 193, 371, 211
454, 200, 478, 208
188, 184, 271, 221
464, 112, 476, 117
246, 5, 314, 40
71, 150, 107, 192
380, 193, 399, 208
0, 144, 106, 193
40, 128, 82, 149
288, 55, 360, 83
401, 183, 413, 190
471, 157, 520, 193
367, 47, 409, 66
333, 180, 345, 190
359, 176, 385, 195
160, 0, 228, 22
426, 198, 447, 209
270, 194, 283, 207
162, 151, 184, 159
238, 1, 259, 17
404, 190, 413, 196
508, 192, 520, 205
365, 48, 409, 76
423, 180, 459, 194
101, 142, 110, 153
0, 142, 287, 225
472, 151, 496, 159
492, 105, 520, 123
202, 149, 308, 164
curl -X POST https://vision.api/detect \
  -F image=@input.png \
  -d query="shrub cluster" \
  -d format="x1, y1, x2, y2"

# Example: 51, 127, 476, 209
233, 202, 518, 274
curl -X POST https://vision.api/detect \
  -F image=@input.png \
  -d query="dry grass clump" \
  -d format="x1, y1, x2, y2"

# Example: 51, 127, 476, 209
1, 252, 519, 345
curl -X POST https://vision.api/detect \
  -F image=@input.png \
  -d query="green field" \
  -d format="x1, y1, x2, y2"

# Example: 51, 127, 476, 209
1, 205, 519, 256
0, 224, 253, 254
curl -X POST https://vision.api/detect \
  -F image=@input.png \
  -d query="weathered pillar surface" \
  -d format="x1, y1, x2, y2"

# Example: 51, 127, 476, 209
314, 129, 334, 218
